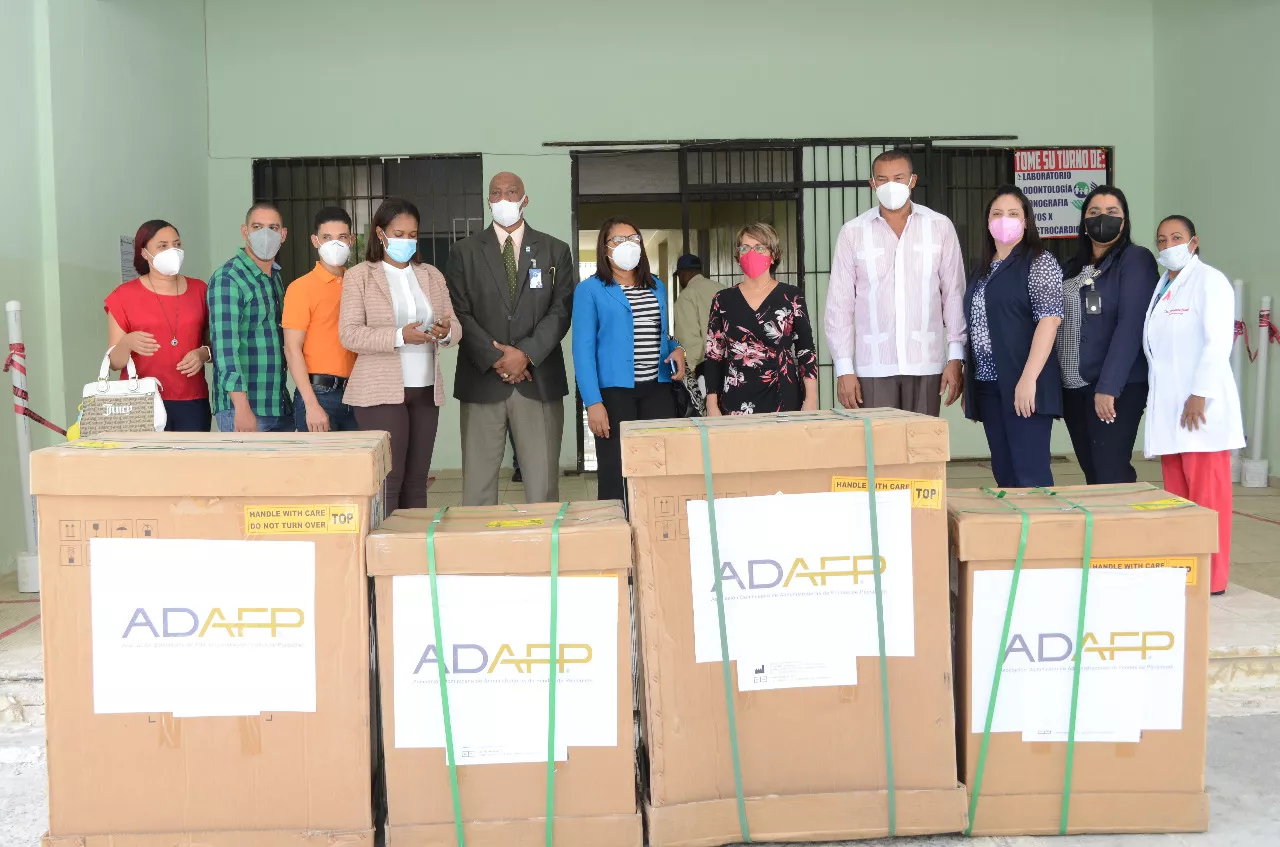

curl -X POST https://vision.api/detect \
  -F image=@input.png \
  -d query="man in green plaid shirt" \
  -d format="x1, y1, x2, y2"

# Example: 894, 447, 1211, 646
208, 202, 296, 432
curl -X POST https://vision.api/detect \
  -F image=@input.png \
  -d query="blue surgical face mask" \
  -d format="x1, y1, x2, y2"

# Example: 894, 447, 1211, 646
384, 237, 417, 264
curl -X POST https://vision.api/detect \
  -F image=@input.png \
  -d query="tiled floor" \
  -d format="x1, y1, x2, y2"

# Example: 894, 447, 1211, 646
427, 468, 597, 507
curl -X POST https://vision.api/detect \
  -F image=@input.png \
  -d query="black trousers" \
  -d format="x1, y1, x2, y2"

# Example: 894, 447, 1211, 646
596, 381, 677, 504
163, 398, 211, 432
1062, 383, 1148, 485
355, 388, 440, 512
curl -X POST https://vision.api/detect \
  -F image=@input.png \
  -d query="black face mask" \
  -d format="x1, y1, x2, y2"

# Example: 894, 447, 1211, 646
1085, 213, 1124, 244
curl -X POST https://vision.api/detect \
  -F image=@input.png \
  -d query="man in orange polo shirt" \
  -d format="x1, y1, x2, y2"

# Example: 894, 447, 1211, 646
283, 207, 359, 431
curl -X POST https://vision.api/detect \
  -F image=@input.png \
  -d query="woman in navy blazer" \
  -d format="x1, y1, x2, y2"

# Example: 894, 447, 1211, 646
573, 217, 686, 503
964, 186, 1065, 488
1056, 185, 1159, 484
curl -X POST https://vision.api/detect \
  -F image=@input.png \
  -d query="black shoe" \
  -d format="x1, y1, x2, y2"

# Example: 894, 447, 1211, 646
512, 468, 523, 484
1211, 589, 1226, 596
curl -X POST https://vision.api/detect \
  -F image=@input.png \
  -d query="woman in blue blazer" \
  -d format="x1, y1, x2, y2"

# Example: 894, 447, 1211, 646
1055, 185, 1159, 484
573, 216, 686, 502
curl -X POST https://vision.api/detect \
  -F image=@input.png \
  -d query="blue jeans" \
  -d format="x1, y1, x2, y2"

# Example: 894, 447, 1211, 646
163, 398, 211, 432
293, 386, 358, 432
215, 410, 297, 433
974, 380, 1053, 489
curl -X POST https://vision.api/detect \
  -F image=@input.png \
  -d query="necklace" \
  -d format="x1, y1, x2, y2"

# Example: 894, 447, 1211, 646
146, 274, 181, 347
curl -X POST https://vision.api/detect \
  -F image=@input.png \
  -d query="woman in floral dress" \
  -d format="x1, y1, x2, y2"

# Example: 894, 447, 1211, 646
704, 222, 819, 415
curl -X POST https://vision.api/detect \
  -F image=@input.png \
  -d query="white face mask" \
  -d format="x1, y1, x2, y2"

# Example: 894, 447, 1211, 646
611, 240, 642, 272
491, 197, 525, 228
148, 247, 184, 276
875, 180, 912, 211
318, 240, 351, 267
1158, 242, 1193, 271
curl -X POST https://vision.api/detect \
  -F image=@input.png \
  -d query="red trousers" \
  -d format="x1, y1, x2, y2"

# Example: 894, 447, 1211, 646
1161, 450, 1232, 593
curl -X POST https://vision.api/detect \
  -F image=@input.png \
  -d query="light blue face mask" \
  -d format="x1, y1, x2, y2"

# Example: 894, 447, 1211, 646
385, 237, 417, 264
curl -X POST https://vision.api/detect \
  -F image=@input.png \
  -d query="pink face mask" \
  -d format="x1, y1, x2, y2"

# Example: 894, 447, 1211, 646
739, 250, 772, 278
988, 216, 1025, 245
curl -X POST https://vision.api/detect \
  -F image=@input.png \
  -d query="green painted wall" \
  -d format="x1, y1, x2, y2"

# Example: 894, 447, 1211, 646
0, 0, 210, 572
45, 0, 211, 424
204, 0, 1158, 466
0, 0, 53, 571
1155, 0, 1280, 475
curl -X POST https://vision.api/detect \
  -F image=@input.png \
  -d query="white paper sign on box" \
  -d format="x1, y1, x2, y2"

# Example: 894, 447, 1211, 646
970, 567, 1186, 739
687, 490, 915, 663
89, 537, 317, 717
393, 574, 618, 761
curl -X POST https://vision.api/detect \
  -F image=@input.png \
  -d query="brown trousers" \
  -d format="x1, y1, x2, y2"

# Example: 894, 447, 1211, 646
859, 374, 943, 416
355, 387, 440, 512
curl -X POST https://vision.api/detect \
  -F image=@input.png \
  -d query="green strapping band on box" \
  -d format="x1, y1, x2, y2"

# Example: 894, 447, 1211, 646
425, 503, 572, 847
545, 501, 571, 846
690, 411, 897, 839
691, 417, 751, 843
425, 507, 465, 847
964, 488, 1029, 836
1044, 488, 1096, 836
833, 410, 896, 836
959, 487, 1096, 837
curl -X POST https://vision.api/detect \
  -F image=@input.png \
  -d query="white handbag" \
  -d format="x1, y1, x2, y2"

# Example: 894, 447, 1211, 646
79, 349, 166, 436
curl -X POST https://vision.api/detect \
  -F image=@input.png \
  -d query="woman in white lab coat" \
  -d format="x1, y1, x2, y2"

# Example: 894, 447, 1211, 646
1143, 215, 1244, 594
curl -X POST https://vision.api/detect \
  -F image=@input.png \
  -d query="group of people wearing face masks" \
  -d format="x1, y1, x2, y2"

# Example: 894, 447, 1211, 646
961, 183, 1242, 595
103, 158, 1244, 594
104, 171, 574, 514
573, 217, 819, 503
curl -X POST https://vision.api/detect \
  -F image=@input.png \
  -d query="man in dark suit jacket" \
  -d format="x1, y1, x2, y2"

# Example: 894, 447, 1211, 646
446, 171, 577, 505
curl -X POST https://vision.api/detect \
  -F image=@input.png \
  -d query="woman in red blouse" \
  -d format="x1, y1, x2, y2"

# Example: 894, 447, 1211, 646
104, 220, 212, 431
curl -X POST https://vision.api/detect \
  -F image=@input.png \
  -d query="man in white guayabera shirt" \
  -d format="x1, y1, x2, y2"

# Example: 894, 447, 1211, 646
824, 148, 967, 415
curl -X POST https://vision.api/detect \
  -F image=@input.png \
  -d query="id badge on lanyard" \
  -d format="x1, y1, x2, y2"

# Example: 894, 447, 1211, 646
1084, 268, 1103, 315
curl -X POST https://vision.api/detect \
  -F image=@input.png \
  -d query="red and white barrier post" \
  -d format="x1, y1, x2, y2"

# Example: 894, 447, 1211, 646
1242, 296, 1275, 488
1231, 280, 1246, 482
5, 301, 39, 591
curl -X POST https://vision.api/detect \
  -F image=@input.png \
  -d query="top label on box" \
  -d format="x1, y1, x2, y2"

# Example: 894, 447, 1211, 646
1131, 497, 1192, 511
831, 476, 941, 509
485, 518, 546, 528
244, 505, 359, 535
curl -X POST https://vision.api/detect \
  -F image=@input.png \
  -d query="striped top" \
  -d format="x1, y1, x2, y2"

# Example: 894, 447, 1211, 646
623, 285, 662, 382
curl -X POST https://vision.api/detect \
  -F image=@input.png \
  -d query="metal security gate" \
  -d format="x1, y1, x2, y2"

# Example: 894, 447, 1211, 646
251, 155, 485, 283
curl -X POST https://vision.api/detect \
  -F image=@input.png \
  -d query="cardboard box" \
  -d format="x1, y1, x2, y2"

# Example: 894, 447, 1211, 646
622, 410, 968, 846
33, 433, 390, 847
949, 483, 1217, 836
366, 503, 643, 847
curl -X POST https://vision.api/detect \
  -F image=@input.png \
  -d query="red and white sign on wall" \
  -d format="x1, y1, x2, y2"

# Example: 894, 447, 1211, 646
1014, 148, 1108, 239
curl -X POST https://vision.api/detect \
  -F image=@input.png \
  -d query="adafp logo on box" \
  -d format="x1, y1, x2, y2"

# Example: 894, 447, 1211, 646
1003, 630, 1176, 663
411, 642, 594, 675
121, 606, 306, 639
711, 554, 888, 592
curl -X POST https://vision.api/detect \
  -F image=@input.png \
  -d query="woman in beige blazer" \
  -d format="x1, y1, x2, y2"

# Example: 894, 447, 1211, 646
339, 197, 461, 511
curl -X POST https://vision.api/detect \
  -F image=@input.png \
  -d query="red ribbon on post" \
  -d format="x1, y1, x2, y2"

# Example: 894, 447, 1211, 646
3, 342, 67, 437
1263, 309, 1280, 349
1235, 320, 1256, 362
